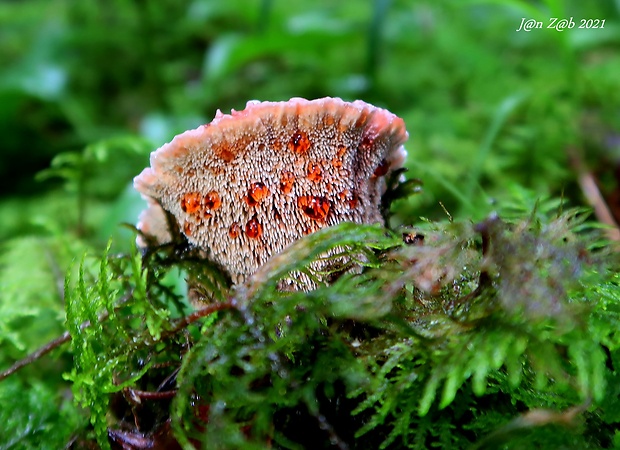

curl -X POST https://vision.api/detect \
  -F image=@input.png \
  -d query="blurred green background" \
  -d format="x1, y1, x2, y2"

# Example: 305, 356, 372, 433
2, 0, 619, 248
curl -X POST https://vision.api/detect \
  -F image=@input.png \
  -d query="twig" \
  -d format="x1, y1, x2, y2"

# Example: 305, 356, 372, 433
0, 312, 101, 382
124, 387, 178, 401
470, 399, 591, 450
0, 321, 75, 381
159, 301, 235, 341
0, 301, 234, 382
568, 147, 620, 241
0, 330, 73, 381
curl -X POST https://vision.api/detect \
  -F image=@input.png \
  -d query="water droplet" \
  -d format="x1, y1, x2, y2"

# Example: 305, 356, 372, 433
373, 158, 389, 177
280, 171, 295, 194
359, 134, 374, 151
306, 162, 323, 183
183, 221, 193, 236
181, 192, 202, 214
245, 217, 262, 239
228, 222, 241, 238
204, 191, 221, 210
288, 131, 311, 154
217, 147, 235, 162
348, 193, 358, 209
246, 182, 269, 206
338, 190, 358, 209
297, 195, 330, 220
331, 159, 342, 169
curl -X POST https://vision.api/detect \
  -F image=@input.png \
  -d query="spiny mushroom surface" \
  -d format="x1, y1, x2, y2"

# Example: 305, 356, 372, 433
134, 97, 408, 284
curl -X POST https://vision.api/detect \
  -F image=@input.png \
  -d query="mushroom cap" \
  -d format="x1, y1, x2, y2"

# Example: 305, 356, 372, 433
135, 198, 172, 248
134, 97, 408, 284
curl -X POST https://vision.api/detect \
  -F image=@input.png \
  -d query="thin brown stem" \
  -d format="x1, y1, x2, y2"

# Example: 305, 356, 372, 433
159, 301, 235, 341
568, 147, 620, 241
0, 301, 234, 382
0, 331, 72, 381
124, 387, 178, 401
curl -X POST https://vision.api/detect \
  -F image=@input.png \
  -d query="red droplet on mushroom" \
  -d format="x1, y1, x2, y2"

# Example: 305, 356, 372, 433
331, 145, 347, 168
297, 195, 330, 220
181, 192, 202, 214
338, 190, 358, 209
228, 222, 241, 238
204, 191, 221, 210
289, 131, 311, 154
306, 162, 323, 183
359, 135, 374, 151
245, 216, 262, 239
217, 147, 235, 162
373, 158, 390, 177
183, 221, 193, 236
348, 192, 359, 209
246, 182, 270, 206
280, 171, 295, 194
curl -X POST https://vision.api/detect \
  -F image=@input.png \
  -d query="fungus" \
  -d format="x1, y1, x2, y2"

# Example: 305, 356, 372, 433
135, 199, 172, 248
134, 97, 409, 284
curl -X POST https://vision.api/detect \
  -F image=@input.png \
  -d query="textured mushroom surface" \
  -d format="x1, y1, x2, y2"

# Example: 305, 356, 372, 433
134, 97, 408, 284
